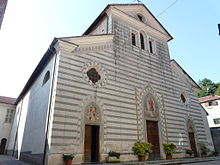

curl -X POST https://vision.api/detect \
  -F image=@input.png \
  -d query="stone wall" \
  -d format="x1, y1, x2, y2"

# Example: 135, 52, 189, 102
47, 10, 213, 165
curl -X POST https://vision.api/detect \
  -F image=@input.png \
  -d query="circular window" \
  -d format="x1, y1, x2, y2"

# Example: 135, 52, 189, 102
87, 68, 101, 84
82, 61, 108, 87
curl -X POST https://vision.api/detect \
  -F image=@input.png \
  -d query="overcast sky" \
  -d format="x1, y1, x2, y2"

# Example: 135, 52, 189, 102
0, 0, 220, 98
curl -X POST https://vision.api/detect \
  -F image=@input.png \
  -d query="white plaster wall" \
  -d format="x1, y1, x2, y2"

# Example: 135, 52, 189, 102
21, 55, 55, 154
90, 17, 108, 35
7, 94, 29, 159
0, 103, 15, 150
201, 108, 215, 150
204, 100, 220, 128
8, 102, 22, 152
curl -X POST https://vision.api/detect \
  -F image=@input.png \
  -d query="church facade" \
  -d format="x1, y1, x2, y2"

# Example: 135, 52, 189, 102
7, 4, 213, 165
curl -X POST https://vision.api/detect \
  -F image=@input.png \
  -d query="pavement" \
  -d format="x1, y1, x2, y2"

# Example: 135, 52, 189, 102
0, 155, 29, 165
0, 155, 220, 165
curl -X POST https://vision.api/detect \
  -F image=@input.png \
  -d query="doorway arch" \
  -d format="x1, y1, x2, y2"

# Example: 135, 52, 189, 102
0, 138, 7, 154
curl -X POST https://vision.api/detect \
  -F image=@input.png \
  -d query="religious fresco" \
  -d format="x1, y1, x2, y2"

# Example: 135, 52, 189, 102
143, 95, 159, 118
85, 103, 100, 123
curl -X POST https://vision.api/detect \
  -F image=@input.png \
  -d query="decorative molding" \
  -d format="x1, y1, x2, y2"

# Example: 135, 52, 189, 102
184, 115, 199, 151
139, 84, 163, 120
81, 61, 108, 88
71, 44, 113, 55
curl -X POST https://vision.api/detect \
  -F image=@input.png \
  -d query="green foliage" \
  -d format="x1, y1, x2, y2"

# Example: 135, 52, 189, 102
108, 151, 120, 159
132, 141, 153, 156
163, 143, 176, 155
63, 154, 74, 161
198, 78, 218, 97
199, 142, 209, 155
215, 84, 220, 96
186, 149, 193, 156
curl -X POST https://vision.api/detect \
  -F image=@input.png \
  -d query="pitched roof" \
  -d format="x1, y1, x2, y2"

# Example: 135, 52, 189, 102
170, 59, 201, 90
199, 95, 220, 103
83, 3, 173, 41
0, 96, 16, 105
15, 38, 58, 105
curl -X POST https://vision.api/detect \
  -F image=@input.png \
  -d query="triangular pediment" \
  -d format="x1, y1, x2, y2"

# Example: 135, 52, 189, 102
84, 4, 172, 41
111, 4, 171, 38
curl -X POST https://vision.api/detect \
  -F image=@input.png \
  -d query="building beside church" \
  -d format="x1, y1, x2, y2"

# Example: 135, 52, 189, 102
7, 3, 214, 165
0, 96, 16, 154
199, 95, 220, 153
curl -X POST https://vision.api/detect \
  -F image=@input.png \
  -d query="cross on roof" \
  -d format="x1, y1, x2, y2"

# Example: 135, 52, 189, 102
133, 0, 142, 4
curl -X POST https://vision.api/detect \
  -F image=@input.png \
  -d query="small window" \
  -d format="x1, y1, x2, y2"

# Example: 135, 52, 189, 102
42, 71, 50, 86
137, 14, 144, 22
87, 68, 101, 84
149, 40, 154, 53
5, 109, 14, 123
131, 32, 136, 46
181, 93, 186, 103
140, 33, 145, 50
213, 118, 220, 124
208, 101, 218, 106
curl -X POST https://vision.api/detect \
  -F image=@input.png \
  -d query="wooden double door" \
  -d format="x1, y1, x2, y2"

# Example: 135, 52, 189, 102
146, 121, 160, 160
84, 125, 99, 162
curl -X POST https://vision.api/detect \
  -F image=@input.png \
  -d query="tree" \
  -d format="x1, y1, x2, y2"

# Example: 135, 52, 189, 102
198, 78, 218, 97
215, 83, 220, 96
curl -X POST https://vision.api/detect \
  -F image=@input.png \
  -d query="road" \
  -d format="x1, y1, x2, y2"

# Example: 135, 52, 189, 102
0, 155, 29, 165
181, 160, 220, 165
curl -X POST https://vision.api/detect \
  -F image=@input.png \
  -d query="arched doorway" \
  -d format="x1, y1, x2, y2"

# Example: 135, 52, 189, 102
188, 120, 198, 156
0, 138, 7, 154
84, 103, 100, 163
143, 93, 161, 160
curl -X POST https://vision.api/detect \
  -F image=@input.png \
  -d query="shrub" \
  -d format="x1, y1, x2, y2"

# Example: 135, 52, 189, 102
199, 142, 209, 155
63, 154, 74, 161
132, 141, 153, 156
163, 143, 176, 155
186, 149, 193, 156
108, 151, 120, 159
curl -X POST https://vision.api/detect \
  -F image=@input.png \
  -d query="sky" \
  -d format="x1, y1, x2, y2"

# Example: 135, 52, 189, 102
0, 0, 220, 98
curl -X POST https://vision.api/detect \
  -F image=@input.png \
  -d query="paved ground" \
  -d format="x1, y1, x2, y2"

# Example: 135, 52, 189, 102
0, 155, 220, 165
181, 160, 220, 165
0, 155, 29, 165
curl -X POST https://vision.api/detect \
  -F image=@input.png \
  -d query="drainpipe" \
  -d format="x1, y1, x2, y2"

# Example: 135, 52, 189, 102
135, 88, 140, 141
162, 95, 168, 143
12, 98, 23, 158
42, 44, 58, 165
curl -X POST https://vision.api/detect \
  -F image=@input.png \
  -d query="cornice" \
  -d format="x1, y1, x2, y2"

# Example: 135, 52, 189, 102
56, 35, 114, 55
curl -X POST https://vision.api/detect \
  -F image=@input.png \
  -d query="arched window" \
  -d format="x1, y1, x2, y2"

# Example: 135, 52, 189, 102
149, 39, 154, 53
137, 14, 144, 22
140, 33, 145, 50
42, 71, 50, 86
181, 93, 186, 103
131, 32, 136, 46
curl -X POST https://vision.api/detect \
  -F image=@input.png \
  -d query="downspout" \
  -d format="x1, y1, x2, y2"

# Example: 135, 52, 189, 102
135, 88, 140, 141
42, 45, 58, 165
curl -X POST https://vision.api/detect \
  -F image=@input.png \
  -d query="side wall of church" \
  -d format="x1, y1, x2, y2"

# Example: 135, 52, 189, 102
8, 56, 55, 160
